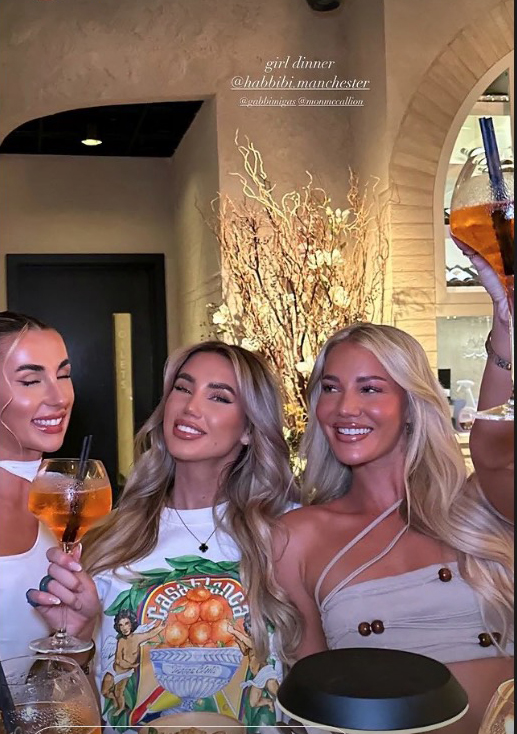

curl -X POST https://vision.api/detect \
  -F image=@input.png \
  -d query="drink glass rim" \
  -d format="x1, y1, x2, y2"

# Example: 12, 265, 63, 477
1, 653, 81, 667
37, 458, 107, 477
39, 458, 104, 465
1, 654, 83, 684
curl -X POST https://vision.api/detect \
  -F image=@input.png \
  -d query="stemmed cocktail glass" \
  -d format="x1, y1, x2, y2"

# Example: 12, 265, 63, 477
450, 118, 514, 421
28, 458, 112, 654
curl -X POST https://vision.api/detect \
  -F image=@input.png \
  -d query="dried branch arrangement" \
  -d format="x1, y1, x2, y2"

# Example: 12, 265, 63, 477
208, 135, 389, 460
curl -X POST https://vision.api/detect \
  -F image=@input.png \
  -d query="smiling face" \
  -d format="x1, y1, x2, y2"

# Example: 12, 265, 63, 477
163, 351, 249, 469
316, 340, 408, 469
0, 328, 74, 461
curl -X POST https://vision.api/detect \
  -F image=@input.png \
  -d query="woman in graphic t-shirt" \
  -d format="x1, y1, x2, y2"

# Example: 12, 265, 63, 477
0, 311, 74, 659
29, 342, 300, 731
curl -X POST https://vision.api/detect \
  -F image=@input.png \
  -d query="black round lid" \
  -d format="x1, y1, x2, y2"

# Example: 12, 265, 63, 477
277, 648, 469, 732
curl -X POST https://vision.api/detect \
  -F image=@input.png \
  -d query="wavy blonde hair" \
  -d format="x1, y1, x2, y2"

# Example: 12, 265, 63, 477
83, 341, 301, 663
302, 322, 514, 647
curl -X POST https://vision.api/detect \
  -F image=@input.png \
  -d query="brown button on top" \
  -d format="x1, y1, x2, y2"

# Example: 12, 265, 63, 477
478, 633, 493, 647
358, 622, 372, 637
371, 620, 385, 635
438, 567, 453, 582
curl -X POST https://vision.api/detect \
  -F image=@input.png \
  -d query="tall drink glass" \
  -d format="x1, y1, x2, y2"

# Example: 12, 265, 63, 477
28, 458, 112, 654
450, 149, 514, 421
0, 655, 100, 734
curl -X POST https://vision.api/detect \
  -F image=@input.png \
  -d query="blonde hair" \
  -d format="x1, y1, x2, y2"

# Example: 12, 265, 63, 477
83, 341, 301, 663
302, 322, 514, 646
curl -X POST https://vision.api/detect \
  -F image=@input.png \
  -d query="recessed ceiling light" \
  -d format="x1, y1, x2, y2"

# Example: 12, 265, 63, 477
81, 123, 102, 147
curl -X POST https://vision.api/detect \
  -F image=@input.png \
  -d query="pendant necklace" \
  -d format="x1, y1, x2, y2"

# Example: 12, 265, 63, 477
173, 508, 217, 553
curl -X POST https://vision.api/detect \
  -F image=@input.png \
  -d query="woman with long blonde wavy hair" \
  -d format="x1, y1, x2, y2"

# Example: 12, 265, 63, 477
29, 341, 300, 730
274, 237, 513, 734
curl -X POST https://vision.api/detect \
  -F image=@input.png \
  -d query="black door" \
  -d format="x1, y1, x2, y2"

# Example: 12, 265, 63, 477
6, 254, 168, 499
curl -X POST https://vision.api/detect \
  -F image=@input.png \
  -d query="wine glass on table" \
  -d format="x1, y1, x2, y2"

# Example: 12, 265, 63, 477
450, 117, 514, 421
478, 679, 514, 734
0, 655, 100, 734
28, 454, 112, 654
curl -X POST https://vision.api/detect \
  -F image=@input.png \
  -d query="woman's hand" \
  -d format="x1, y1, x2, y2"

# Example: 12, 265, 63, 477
449, 229, 509, 322
26, 544, 101, 639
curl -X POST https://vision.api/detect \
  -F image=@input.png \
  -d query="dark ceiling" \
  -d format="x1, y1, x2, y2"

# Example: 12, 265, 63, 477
0, 101, 204, 157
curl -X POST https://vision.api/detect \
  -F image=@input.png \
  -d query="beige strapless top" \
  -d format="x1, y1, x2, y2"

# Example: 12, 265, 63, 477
315, 501, 513, 664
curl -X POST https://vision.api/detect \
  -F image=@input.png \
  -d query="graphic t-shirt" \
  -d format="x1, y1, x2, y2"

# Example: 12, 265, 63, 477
94, 505, 283, 733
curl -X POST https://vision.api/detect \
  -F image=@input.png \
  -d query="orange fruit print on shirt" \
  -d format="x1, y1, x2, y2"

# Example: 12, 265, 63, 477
163, 584, 243, 648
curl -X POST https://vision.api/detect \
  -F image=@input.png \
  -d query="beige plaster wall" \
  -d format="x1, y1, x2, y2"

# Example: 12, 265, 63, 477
0, 154, 178, 346
340, 0, 388, 185
0, 0, 362, 353
384, 0, 504, 150
0, 0, 354, 201
166, 97, 221, 347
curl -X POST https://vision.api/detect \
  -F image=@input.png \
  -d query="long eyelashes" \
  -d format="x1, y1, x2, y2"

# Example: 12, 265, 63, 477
173, 384, 232, 404
212, 395, 232, 404
321, 384, 382, 394
18, 374, 71, 387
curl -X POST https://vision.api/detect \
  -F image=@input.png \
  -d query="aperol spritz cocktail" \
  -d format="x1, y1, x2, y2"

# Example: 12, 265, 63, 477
29, 466, 111, 542
450, 146, 514, 421
28, 458, 112, 654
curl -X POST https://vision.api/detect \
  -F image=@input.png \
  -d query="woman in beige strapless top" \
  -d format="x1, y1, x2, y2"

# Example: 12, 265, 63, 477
274, 235, 514, 734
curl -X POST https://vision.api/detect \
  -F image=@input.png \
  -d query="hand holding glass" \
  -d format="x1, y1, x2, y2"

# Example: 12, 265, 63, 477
450, 147, 514, 421
28, 458, 112, 654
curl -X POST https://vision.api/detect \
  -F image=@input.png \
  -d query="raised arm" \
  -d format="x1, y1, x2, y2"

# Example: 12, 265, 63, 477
272, 510, 328, 660
451, 233, 514, 521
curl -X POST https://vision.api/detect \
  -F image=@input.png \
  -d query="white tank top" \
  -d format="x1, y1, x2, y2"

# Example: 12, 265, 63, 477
0, 522, 55, 659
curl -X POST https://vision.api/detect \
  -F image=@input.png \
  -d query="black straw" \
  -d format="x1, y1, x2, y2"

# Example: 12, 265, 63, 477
61, 435, 93, 545
479, 117, 514, 278
77, 435, 93, 482
479, 117, 505, 200
0, 659, 23, 734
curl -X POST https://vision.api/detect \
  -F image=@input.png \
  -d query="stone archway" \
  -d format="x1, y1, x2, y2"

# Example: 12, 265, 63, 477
387, 0, 514, 364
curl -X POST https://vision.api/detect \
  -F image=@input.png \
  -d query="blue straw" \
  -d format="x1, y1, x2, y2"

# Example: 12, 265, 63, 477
479, 117, 506, 201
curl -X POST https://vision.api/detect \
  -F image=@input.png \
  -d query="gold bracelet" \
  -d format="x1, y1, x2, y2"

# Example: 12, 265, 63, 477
485, 331, 512, 371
